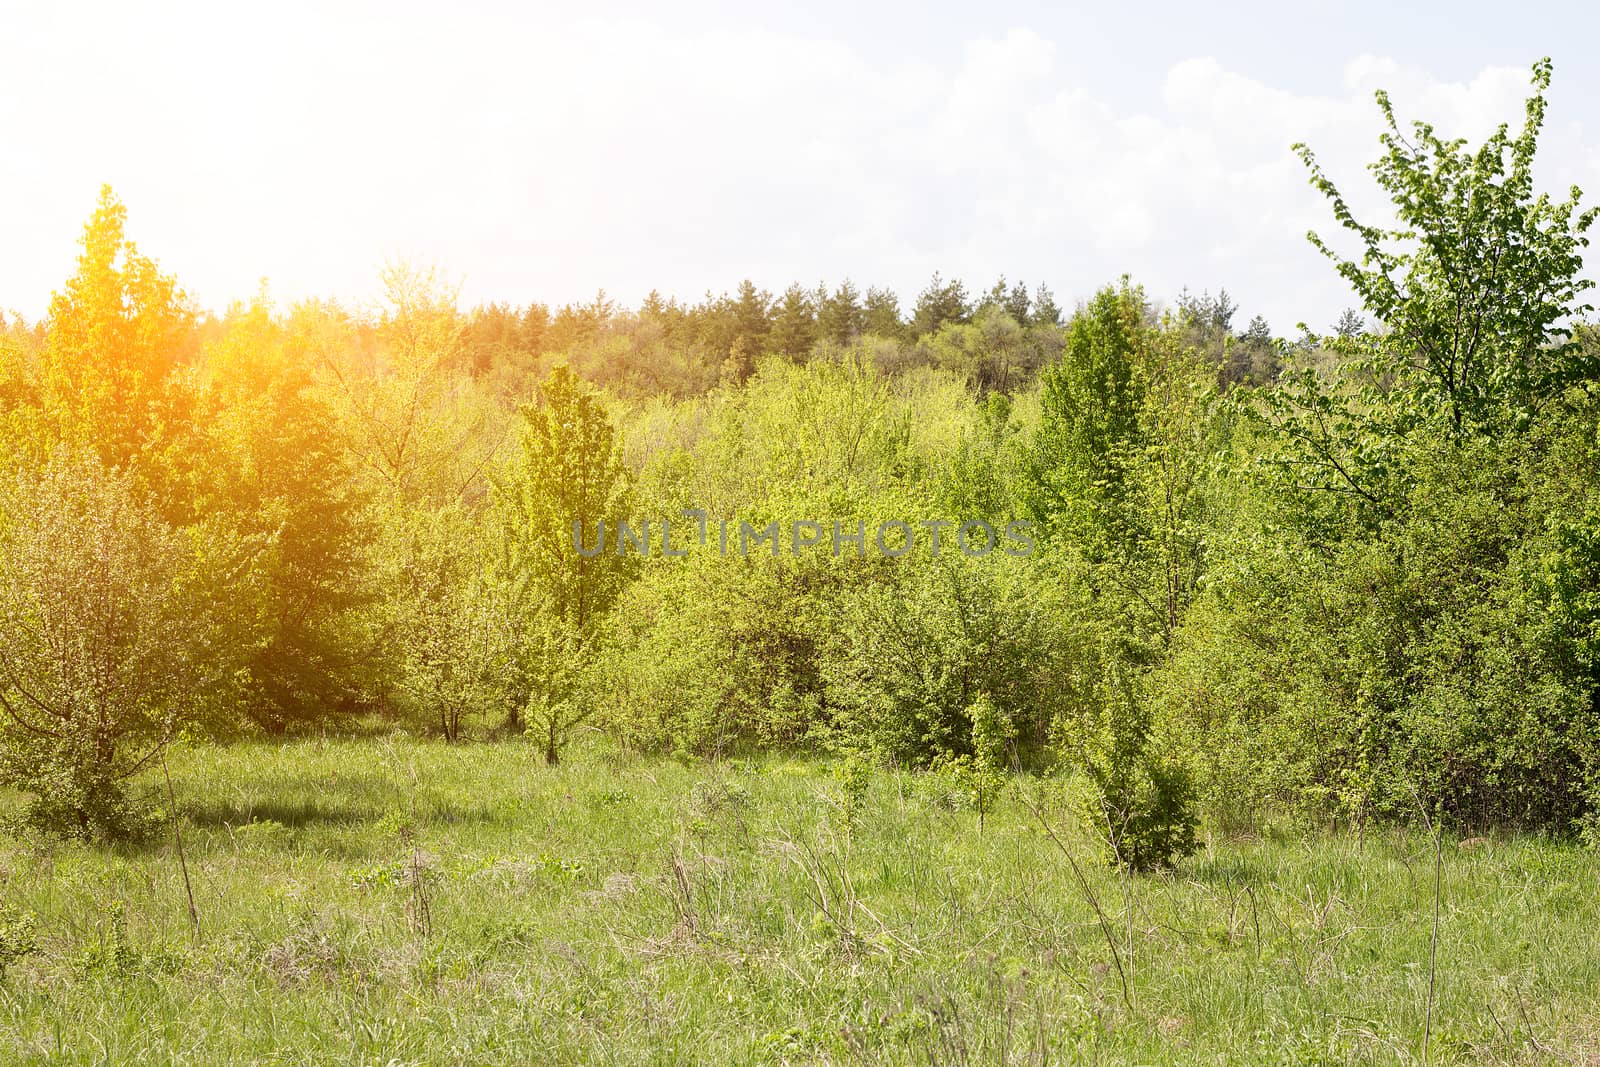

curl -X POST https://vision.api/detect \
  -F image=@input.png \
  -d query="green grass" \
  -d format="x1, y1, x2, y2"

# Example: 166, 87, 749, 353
1, 736, 1597, 1065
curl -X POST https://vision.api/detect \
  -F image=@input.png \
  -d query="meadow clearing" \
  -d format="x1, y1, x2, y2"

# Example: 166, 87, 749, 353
1, 736, 1597, 1066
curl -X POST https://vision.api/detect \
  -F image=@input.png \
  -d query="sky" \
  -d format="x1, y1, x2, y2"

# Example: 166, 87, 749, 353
3, 1, 1599, 334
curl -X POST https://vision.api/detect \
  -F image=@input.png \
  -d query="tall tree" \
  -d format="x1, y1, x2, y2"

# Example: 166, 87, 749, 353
731, 279, 772, 357
770, 284, 818, 361
819, 280, 866, 344
1029, 280, 1148, 560
200, 297, 375, 731
39, 186, 199, 502
492, 365, 634, 762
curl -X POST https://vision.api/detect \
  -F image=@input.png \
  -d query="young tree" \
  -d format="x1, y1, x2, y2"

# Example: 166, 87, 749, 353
1294, 57, 1597, 433
1028, 280, 1148, 560
0, 451, 215, 836
492, 365, 634, 762
39, 187, 200, 508
391, 506, 504, 741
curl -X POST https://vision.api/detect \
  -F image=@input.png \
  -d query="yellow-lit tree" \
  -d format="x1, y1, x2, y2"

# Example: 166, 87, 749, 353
40, 186, 200, 501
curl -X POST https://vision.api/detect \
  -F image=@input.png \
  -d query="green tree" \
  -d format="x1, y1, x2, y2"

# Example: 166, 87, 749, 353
863, 286, 904, 340
731, 279, 772, 357
1030, 284, 1063, 328
492, 365, 633, 762
391, 506, 505, 741
317, 263, 501, 507
770, 284, 818, 361
39, 187, 200, 507
1294, 57, 1597, 433
819, 280, 866, 344
910, 273, 971, 338
0, 450, 216, 836
200, 298, 375, 732
1028, 280, 1148, 561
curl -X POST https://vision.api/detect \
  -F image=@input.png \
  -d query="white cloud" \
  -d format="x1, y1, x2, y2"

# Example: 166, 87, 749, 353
1, 7, 1596, 337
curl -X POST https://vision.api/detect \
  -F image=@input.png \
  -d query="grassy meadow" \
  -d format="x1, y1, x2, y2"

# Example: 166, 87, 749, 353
1, 737, 1597, 1065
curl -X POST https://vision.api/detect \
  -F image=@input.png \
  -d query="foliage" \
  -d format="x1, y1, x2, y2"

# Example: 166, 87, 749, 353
0, 906, 37, 981
0, 450, 217, 836
1062, 662, 1199, 872
491, 365, 634, 762
1294, 58, 1598, 434
826, 555, 1062, 767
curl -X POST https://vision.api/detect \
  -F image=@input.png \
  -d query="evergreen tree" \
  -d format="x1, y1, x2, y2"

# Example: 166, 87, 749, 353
770, 284, 817, 361
819, 280, 866, 344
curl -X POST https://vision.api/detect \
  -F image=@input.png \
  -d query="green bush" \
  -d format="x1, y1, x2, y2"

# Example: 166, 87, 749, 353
0, 906, 37, 981
1062, 663, 1199, 872
826, 554, 1063, 767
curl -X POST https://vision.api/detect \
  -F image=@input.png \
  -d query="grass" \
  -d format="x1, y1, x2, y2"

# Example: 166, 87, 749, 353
1, 735, 1598, 1065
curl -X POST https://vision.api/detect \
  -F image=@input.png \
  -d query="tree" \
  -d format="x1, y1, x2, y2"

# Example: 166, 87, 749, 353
492, 365, 634, 762
863, 286, 904, 340
1029, 280, 1148, 559
1294, 57, 1597, 433
39, 187, 200, 507
0, 450, 215, 836
391, 506, 505, 741
1185, 59, 1600, 835
731, 279, 772, 357
910, 273, 971, 337
819, 280, 866, 345
921, 305, 1044, 393
1225, 314, 1280, 385
770, 284, 818, 361
1031, 284, 1063, 328
1333, 308, 1366, 339
199, 297, 375, 732
316, 263, 502, 507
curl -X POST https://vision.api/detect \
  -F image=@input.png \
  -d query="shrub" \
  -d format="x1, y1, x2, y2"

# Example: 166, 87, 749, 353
0, 906, 37, 980
826, 555, 1062, 767
1062, 663, 1199, 872
0, 450, 218, 838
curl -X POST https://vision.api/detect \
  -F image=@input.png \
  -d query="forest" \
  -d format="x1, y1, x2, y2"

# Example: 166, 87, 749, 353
2, 56, 1600, 1065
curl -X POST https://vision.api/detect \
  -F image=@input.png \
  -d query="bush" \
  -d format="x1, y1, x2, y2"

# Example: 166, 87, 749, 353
0, 450, 218, 838
593, 548, 836, 757
826, 554, 1063, 767
0, 906, 37, 980
1165, 426, 1600, 836
1062, 663, 1198, 872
